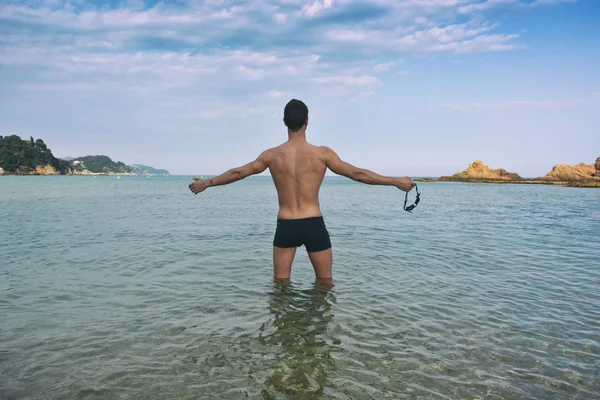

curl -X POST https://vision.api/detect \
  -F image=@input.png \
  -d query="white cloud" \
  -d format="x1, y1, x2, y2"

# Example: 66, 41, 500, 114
531, 0, 578, 5
189, 105, 268, 119
0, 0, 575, 103
402, 23, 498, 45
459, 0, 518, 13
458, 0, 577, 13
311, 75, 382, 87
0, 0, 573, 147
266, 90, 289, 98
373, 62, 396, 72
0, 0, 584, 176
0, 0, 589, 177
325, 21, 519, 53
349, 90, 376, 102
303, 0, 335, 17
431, 33, 521, 53
236, 65, 265, 80
0, 0, 540, 73
327, 28, 371, 42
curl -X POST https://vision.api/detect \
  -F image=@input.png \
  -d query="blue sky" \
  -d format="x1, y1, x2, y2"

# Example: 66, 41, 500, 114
1, 0, 598, 177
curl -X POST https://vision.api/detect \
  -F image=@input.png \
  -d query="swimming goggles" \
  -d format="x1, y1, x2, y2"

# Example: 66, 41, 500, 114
403, 184, 421, 213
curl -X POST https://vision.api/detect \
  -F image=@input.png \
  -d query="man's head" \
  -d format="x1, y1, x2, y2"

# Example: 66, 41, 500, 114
283, 99, 308, 132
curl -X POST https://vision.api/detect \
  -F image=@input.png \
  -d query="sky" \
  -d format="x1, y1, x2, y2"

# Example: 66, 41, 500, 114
1, 0, 599, 177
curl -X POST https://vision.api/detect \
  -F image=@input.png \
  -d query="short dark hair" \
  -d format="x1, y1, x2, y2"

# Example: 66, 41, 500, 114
284, 99, 308, 132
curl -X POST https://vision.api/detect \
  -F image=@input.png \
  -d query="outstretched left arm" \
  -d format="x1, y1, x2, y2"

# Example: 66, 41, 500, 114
189, 150, 270, 194
207, 150, 270, 187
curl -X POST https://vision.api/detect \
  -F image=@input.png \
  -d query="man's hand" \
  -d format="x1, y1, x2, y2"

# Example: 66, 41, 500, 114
189, 177, 209, 195
395, 176, 416, 192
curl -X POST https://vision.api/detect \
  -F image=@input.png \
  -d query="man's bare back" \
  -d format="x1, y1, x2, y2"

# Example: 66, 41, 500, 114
189, 99, 415, 283
267, 140, 327, 220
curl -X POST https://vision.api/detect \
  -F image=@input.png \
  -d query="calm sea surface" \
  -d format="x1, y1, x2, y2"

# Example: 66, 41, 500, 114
1, 176, 599, 399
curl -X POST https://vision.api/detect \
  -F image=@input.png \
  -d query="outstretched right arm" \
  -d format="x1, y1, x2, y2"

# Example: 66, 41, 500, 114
322, 146, 415, 192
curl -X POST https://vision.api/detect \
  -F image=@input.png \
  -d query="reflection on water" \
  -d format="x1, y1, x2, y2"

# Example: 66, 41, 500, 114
256, 279, 338, 399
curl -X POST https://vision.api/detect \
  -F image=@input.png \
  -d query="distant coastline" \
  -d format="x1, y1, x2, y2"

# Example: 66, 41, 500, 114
2, 135, 598, 187
0, 135, 169, 177
0, 168, 169, 177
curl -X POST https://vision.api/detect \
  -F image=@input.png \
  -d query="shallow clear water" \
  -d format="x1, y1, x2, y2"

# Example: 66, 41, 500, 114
1, 176, 599, 399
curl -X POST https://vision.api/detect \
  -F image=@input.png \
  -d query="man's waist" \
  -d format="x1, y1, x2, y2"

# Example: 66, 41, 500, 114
277, 215, 324, 222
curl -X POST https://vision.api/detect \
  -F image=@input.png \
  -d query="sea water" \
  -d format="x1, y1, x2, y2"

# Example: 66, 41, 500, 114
1, 176, 599, 399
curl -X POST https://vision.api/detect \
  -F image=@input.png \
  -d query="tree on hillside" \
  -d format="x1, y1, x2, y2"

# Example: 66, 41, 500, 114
35, 139, 47, 150
0, 134, 67, 174
0, 135, 126, 175
0, 135, 24, 172
70, 155, 134, 174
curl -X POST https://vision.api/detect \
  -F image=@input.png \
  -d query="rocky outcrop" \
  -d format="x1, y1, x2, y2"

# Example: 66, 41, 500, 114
593, 157, 600, 177
567, 180, 600, 188
439, 160, 523, 182
73, 169, 95, 175
537, 162, 596, 181
0, 167, 4, 176
534, 157, 600, 187
423, 157, 599, 187
34, 164, 59, 175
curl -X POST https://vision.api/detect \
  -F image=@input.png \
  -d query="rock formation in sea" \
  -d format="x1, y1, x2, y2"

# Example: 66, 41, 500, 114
537, 162, 597, 181
438, 160, 523, 181
35, 164, 60, 175
534, 157, 600, 187
593, 157, 600, 177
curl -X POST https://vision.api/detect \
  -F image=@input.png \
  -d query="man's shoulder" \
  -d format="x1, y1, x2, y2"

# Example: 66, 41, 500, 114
265, 142, 333, 157
259, 145, 288, 162
317, 145, 336, 158
260, 145, 283, 160
262, 144, 288, 154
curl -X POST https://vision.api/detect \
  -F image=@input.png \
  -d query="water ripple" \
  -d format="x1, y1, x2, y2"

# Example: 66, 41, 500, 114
1, 177, 599, 399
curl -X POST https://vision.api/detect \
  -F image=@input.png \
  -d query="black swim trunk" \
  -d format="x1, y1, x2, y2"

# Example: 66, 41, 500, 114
273, 216, 332, 253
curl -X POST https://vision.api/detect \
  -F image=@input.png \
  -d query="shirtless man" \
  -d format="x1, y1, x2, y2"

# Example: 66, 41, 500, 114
189, 99, 415, 282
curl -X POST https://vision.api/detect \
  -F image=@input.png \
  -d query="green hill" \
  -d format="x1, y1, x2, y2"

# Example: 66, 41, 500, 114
0, 135, 70, 175
70, 155, 134, 174
131, 164, 170, 175
1, 135, 169, 176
